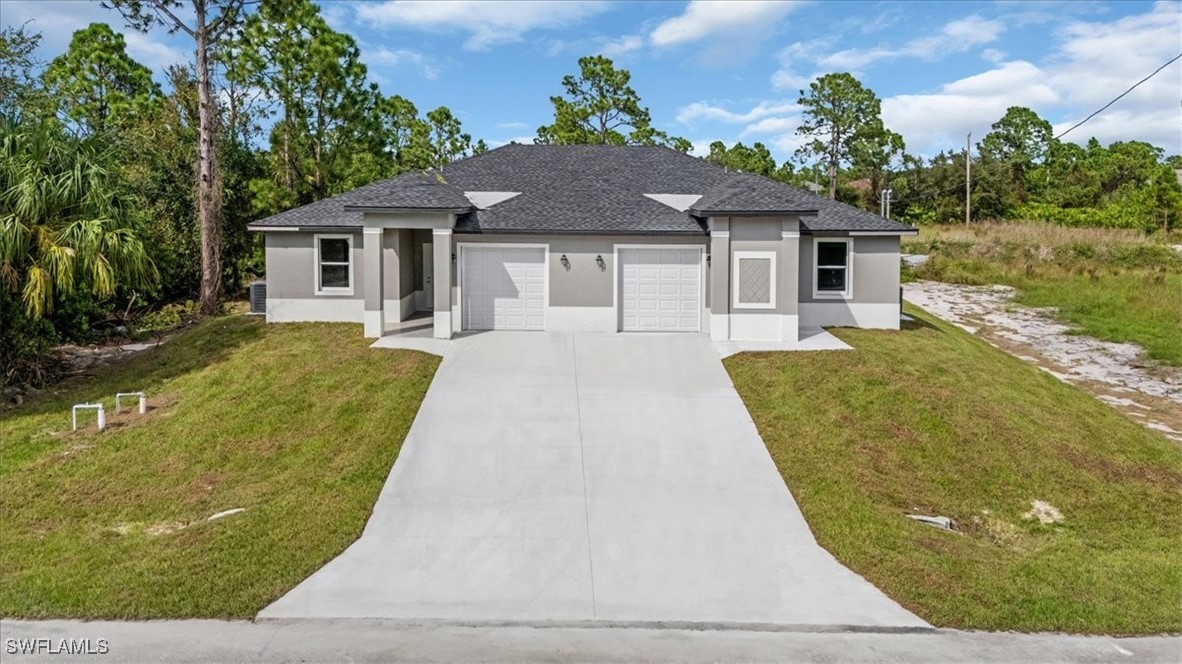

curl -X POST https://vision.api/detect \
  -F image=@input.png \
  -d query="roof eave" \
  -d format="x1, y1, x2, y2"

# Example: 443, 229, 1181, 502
802, 227, 919, 235
454, 227, 708, 236
342, 205, 473, 214
688, 208, 820, 217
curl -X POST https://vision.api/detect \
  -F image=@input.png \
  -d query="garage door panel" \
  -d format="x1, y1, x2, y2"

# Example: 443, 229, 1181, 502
462, 247, 546, 331
619, 248, 702, 332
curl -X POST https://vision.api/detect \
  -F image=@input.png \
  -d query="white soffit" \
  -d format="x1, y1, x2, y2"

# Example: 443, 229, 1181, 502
464, 191, 521, 209
643, 193, 703, 212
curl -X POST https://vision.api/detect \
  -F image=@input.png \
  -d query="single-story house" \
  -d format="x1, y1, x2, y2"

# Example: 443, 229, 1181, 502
247, 144, 916, 342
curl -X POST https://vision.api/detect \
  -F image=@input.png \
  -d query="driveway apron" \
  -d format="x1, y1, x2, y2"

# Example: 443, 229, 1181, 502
259, 332, 926, 628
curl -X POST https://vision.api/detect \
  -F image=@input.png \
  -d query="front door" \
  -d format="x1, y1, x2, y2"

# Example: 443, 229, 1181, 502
423, 242, 434, 311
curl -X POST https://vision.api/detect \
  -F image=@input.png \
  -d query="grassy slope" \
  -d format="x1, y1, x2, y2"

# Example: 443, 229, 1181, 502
0, 316, 439, 618
902, 225, 1182, 365
726, 307, 1182, 634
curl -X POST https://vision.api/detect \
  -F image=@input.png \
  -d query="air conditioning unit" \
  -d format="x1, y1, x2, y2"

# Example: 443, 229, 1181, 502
248, 281, 267, 315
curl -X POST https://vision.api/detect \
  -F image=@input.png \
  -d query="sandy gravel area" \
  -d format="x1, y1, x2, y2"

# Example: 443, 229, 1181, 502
904, 280, 1182, 443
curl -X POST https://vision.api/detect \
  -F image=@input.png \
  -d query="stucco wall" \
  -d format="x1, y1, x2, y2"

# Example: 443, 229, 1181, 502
798, 234, 900, 304
727, 217, 798, 316
797, 234, 901, 329
264, 230, 365, 301
453, 234, 707, 308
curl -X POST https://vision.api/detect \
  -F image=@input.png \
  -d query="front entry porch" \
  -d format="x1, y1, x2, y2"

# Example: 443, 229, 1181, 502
362, 221, 455, 341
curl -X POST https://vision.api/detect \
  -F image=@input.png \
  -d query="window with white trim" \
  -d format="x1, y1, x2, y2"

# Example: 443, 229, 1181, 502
733, 251, 776, 309
315, 234, 353, 295
814, 238, 851, 298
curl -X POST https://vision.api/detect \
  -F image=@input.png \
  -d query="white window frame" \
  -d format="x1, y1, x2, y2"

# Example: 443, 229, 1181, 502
812, 237, 853, 299
732, 250, 777, 310
314, 233, 354, 296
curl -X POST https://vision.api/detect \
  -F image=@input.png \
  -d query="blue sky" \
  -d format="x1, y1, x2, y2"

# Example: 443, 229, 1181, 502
4, 0, 1180, 161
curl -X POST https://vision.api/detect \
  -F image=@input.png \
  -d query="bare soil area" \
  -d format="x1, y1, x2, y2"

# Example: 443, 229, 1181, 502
904, 280, 1182, 443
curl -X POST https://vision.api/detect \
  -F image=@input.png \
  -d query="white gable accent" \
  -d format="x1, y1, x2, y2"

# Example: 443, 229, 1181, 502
464, 191, 521, 209
643, 193, 703, 212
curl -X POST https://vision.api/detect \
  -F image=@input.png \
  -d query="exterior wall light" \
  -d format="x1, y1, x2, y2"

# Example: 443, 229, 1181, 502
595, 254, 605, 271
706, 254, 711, 267
560, 254, 571, 270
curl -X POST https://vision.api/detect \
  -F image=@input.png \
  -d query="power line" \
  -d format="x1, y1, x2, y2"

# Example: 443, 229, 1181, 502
889, 51, 1182, 209
1054, 51, 1182, 140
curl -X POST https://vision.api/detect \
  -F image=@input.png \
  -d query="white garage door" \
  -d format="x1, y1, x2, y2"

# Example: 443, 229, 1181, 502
619, 248, 702, 332
461, 247, 546, 330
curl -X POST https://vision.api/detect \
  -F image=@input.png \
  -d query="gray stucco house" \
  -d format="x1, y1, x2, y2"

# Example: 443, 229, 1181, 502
247, 144, 916, 341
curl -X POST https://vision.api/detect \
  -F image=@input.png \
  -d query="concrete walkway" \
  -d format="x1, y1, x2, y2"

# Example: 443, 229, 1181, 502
4, 620, 1178, 663
260, 332, 925, 628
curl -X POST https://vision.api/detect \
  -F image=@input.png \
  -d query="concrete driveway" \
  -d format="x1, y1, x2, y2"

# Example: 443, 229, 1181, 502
260, 332, 926, 628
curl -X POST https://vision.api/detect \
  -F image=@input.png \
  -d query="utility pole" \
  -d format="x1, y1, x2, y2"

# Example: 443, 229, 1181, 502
965, 132, 972, 225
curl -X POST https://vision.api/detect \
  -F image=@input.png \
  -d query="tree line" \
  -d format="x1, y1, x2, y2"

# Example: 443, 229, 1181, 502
1, 0, 1179, 388
708, 73, 1182, 231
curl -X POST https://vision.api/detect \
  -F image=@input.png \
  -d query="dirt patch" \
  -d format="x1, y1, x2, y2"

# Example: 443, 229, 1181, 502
57, 335, 175, 375
1058, 445, 1182, 488
905, 281, 1182, 443
190, 472, 223, 500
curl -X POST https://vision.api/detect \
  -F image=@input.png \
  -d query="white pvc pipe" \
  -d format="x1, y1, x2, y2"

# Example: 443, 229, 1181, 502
72, 403, 105, 431
115, 392, 146, 414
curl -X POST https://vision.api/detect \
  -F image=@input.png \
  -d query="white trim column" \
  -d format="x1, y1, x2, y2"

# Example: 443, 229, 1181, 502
432, 229, 453, 339
708, 217, 730, 341
363, 227, 384, 338
780, 219, 801, 343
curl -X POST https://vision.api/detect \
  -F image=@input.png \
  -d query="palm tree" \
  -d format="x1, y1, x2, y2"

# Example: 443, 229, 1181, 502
0, 117, 156, 317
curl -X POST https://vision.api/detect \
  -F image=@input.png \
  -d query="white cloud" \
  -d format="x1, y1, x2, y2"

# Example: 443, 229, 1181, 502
819, 15, 1005, 70
601, 34, 644, 57
488, 135, 538, 147
122, 31, 186, 71
676, 99, 797, 125
320, 3, 350, 31
496, 121, 529, 130
770, 39, 830, 91
650, 0, 804, 46
759, 3, 1181, 157
981, 48, 1006, 63
740, 116, 800, 137
1045, 1, 1182, 113
2, 0, 185, 74
675, 98, 802, 156
688, 139, 715, 157
370, 47, 443, 79
545, 33, 644, 59
881, 2, 1182, 154
882, 61, 1060, 154
356, 0, 610, 51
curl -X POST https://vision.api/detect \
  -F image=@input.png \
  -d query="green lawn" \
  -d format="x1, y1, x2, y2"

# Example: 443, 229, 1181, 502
0, 315, 439, 619
725, 306, 1182, 634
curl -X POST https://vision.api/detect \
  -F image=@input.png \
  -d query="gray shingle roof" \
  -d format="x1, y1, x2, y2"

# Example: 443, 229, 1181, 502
248, 144, 915, 234
345, 170, 472, 210
689, 172, 820, 216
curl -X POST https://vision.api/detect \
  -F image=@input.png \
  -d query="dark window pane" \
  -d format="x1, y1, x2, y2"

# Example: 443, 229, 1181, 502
320, 238, 349, 263
321, 264, 350, 289
817, 267, 846, 291
817, 241, 847, 267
